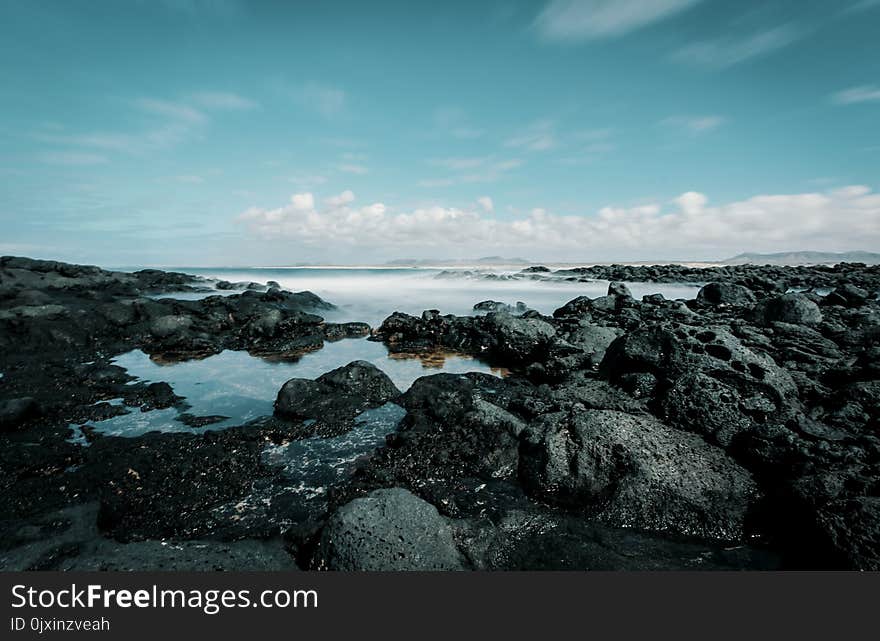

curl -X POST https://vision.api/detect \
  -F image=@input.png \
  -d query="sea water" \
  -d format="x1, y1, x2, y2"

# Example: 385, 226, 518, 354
159, 266, 703, 326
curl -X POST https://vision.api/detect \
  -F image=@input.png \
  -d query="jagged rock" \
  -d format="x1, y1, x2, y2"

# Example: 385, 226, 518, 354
564, 324, 623, 367
608, 282, 633, 298
473, 300, 529, 314
274, 361, 400, 434
318, 488, 464, 570
149, 314, 193, 338
662, 373, 754, 446
756, 293, 823, 326
697, 282, 757, 307
482, 312, 556, 364
601, 325, 799, 415
825, 284, 870, 308
519, 409, 758, 540
553, 296, 593, 319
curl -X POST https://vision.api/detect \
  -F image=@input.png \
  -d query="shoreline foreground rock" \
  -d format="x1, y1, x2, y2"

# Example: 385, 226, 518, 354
1, 256, 879, 570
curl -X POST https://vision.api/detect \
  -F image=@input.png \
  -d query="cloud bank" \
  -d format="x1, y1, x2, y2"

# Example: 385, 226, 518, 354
237, 186, 880, 261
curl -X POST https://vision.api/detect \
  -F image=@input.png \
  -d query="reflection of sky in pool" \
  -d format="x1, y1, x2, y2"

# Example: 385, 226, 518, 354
69, 337, 504, 441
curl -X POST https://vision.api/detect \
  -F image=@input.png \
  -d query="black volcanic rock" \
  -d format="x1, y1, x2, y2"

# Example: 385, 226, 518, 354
697, 282, 757, 307
825, 284, 871, 308
3, 255, 880, 570
274, 361, 400, 435
0, 397, 39, 432
473, 300, 530, 314
317, 488, 464, 571
755, 293, 823, 326
607, 281, 633, 298
518, 409, 757, 541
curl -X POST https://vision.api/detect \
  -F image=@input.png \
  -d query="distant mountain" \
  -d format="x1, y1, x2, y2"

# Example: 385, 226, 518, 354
721, 251, 880, 266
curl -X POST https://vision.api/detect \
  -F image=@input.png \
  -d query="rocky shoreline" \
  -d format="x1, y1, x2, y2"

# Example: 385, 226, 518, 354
1, 256, 878, 570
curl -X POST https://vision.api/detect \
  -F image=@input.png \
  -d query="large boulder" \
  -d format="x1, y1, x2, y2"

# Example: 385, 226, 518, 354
564, 323, 623, 368
519, 409, 758, 541
482, 312, 557, 364
553, 296, 594, 319
824, 284, 870, 308
318, 488, 464, 570
315, 360, 400, 405
600, 324, 798, 413
274, 361, 400, 433
697, 282, 757, 307
396, 373, 525, 479
149, 314, 193, 338
607, 282, 633, 298
756, 293, 823, 326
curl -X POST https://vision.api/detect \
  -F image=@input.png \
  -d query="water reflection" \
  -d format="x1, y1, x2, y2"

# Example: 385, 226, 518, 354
387, 349, 510, 376
70, 337, 502, 440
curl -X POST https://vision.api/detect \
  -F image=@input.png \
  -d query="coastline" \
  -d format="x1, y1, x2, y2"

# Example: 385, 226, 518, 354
1, 255, 879, 571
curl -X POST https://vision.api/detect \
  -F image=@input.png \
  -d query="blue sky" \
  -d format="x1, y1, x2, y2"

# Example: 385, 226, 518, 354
1, 0, 879, 265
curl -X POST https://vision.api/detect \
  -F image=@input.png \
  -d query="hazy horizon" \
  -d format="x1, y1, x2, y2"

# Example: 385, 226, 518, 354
2, 0, 879, 266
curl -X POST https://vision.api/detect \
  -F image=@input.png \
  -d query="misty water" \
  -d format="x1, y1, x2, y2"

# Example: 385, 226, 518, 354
166, 267, 703, 326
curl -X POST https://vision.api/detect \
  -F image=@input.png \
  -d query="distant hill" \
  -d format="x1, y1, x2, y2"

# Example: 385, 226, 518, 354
721, 251, 880, 266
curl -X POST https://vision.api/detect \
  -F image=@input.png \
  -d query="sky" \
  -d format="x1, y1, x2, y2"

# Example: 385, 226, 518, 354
1, 0, 879, 266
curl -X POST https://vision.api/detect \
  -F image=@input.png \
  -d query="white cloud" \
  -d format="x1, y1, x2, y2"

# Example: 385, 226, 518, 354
190, 91, 259, 110
674, 191, 707, 215
833, 85, 880, 105
237, 186, 880, 260
290, 193, 315, 210
672, 24, 802, 69
535, 0, 703, 41
662, 114, 726, 133
326, 190, 355, 207
477, 196, 494, 213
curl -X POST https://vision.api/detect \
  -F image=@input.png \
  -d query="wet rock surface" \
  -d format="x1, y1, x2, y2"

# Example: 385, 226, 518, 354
2, 256, 879, 570
274, 360, 401, 435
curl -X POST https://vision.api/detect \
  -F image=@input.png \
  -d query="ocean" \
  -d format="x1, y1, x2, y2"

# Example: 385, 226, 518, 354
160, 266, 703, 326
